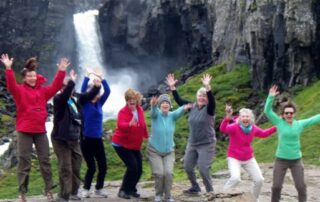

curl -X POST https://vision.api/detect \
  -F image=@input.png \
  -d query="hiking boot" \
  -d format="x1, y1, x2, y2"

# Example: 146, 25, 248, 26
95, 189, 108, 198
128, 191, 140, 198
118, 190, 131, 199
183, 186, 201, 195
204, 191, 215, 201
19, 193, 27, 202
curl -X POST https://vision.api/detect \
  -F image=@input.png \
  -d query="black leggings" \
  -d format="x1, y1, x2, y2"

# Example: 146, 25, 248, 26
113, 146, 142, 193
81, 137, 107, 190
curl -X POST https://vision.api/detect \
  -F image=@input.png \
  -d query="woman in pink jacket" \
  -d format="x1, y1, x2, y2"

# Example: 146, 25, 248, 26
0, 53, 69, 202
219, 105, 276, 202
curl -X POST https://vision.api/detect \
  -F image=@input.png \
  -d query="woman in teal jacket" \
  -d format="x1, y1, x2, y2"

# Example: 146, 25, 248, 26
264, 85, 320, 202
148, 94, 191, 202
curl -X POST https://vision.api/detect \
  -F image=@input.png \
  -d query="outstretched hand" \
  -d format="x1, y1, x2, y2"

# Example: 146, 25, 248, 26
184, 103, 193, 111
269, 85, 279, 96
201, 74, 212, 89
166, 73, 178, 90
57, 58, 70, 71
69, 69, 77, 82
150, 96, 158, 106
0, 54, 13, 70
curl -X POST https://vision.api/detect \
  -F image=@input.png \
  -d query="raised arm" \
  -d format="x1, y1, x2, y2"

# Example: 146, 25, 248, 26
263, 85, 282, 124
78, 78, 101, 104
254, 126, 277, 138
99, 79, 111, 105
150, 96, 159, 119
80, 76, 90, 93
44, 58, 69, 99
1, 54, 20, 98
53, 80, 75, 107
219, 104, 234, 134
166, 73, 190, 106
201, 74, 215, 115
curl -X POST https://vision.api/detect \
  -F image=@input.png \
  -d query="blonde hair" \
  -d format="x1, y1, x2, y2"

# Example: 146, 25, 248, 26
196, 87, 207, 96
125, 88, 143, 104
237, 108, 255, 124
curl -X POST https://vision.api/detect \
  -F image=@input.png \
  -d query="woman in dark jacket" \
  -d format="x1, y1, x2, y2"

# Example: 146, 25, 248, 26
51, 69, 101, 202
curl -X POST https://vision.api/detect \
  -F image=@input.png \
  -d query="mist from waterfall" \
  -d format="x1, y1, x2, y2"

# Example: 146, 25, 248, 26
73, 10, 138, 118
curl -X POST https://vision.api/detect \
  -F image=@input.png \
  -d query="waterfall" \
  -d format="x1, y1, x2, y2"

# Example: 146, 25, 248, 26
73, 10, 138, 118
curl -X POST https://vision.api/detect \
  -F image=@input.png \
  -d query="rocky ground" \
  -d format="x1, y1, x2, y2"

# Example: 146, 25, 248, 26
1, 163, 320, 202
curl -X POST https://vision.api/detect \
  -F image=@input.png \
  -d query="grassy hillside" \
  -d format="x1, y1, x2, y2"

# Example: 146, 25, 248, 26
1, 64, 320, 198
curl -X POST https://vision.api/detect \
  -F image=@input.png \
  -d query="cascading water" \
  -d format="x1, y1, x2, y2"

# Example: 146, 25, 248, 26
73, 10, 138, 118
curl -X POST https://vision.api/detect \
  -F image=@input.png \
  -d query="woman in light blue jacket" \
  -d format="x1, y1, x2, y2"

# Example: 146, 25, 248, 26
148, 94, 191, 202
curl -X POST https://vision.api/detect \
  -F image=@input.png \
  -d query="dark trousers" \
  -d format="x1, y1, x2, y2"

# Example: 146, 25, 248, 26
271, 158, 306, 202
113, 146, 142, 194
52, 138, 82, 200
17, 131, 53, 194
81, 137, 107, 190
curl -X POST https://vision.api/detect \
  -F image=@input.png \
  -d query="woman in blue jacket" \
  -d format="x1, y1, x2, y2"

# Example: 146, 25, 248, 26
80, 70, 111, 198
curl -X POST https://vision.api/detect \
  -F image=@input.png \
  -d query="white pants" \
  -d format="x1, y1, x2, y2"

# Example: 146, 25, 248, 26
224, 157, 264, 201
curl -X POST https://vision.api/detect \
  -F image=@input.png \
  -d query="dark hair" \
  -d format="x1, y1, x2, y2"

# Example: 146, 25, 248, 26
21, 57, 38, 77
281, 101, 297, 114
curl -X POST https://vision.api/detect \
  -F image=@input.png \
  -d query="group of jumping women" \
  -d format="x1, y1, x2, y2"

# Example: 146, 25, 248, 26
1, 53, 318, 202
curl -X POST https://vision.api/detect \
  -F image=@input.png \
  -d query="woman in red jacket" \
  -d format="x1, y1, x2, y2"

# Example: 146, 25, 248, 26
112, 88, 148, 200
0, 53, 69, 202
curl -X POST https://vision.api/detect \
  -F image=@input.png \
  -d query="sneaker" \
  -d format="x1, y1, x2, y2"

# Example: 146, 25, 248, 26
19, 193, 27, 202
69, 194, 81, 200
154, 195, 162, 202
166, 197, 175, 202
81, 189, 90, 198
183, 186, 201, 195
95, 189, 108, 198
118, 190, 131, 199
46, 191, 55, 202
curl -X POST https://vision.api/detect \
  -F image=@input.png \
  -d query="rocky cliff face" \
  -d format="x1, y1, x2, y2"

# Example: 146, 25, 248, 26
98, 0, 320, 90
98, 0, 212, 89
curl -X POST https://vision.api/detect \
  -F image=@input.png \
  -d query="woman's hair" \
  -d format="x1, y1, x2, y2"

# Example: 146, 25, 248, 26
21, 57, 38, 77
281, 101, 297, 114
125, 88, 142, 104
237, 108, 255, 124
196, 87, 207, 97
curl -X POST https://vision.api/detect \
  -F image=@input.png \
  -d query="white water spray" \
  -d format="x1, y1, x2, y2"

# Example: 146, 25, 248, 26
73, 10, 138, 118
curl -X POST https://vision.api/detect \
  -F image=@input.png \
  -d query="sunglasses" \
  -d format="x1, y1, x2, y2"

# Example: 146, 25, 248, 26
284, 112, 294, 115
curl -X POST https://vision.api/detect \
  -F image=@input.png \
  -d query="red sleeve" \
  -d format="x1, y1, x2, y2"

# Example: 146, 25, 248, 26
117, 109, 131, 131
5, 69, 20, 100
44, 70, 66, 100
254, 126, 277, 138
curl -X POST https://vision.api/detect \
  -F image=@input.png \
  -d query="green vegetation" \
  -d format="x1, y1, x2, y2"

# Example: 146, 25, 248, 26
2, 63, 320, 198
